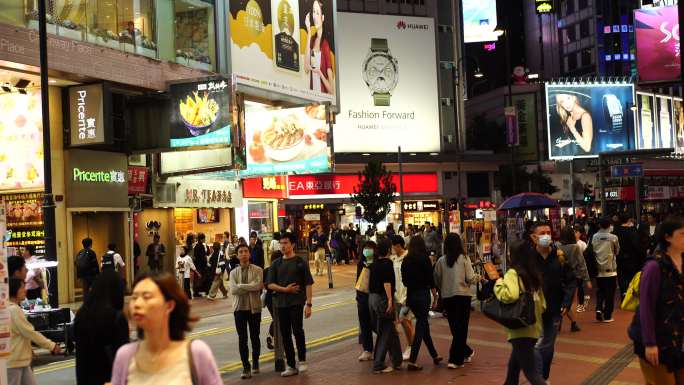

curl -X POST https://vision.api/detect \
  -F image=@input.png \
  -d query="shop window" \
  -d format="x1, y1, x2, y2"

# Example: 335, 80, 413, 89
248, 201, 274, 234
174, 0, 215, 71
467, 172, 490, 198
1, 0, 26, 27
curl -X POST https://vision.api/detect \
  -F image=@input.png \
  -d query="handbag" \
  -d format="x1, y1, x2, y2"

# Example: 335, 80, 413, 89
620, 271, 641, 312
481, 277, 536, 329
355, 266, 370, 293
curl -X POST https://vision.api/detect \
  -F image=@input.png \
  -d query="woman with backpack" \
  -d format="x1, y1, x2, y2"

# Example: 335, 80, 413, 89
494, 240, 547, 385
631, 216, 684, 384
433, 233, 479, 369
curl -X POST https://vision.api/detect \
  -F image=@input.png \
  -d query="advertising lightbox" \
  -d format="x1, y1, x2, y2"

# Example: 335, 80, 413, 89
656, 95, 674, 149
636, 93, 682, 151
169, 77, 232, 149
243, 105, 332, 176
674, 98, 684, 153
637, 92, 657, 149
334, 13, 440, 153
228, 0, 337, 105
635, 6, 680, 83
462, 0, 499, 43
545, 83, 635, 159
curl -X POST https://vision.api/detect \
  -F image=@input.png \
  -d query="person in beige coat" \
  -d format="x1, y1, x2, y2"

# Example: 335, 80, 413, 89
8, 277, 61, 385
229, 244, 264, 379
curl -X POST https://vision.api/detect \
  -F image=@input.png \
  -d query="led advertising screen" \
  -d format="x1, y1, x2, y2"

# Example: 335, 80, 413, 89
635, 6, 680, 83
637, 92, 657, 149
545, 83, 635, 159
462, 0, 499, 43
229, 0, 337, 105
243, 105, 332, 176
674, 98, 684, 153
334, 13, 440, 153
168, 77, 232, 148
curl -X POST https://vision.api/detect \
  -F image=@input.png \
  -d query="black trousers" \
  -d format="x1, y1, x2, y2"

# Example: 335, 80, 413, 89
278, 305, 306, 369
577, 279, 585, 305
443, 295, 473, 365
235, 311, 262, 370
596, 276, 617, 320
505, 338, 547, 385
617, 259, 636, 297
26, 287, 42, 300
407, 288, 438, 363
81, 276, 95, 302
183, 277, 192, 299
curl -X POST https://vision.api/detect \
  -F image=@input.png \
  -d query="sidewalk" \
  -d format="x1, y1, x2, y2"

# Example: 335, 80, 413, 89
235, 301, 644, 385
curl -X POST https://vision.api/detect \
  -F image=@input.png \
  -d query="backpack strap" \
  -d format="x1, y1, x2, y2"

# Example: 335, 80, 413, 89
187, 340, 198, 385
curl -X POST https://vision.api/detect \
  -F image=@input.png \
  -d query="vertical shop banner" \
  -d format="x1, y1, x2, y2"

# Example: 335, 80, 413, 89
228, 0, 337, 104
674, 98, 684, 153
0, 91, 44, 191
634, 6, 680, 83
512, 93, 538, 161
505, 106, 519, 147
655, 95, 674, 149
637, 92, 657, 149
334, 13, 440, 153
243, 105, 332, 176
68, 83, 111, 146
3, 193, 45, 255
545, 83, 635, 159
462, 0, 499, 43
169, 78, 232, 148
0, 200, 9, 355
127, 166, 149, 195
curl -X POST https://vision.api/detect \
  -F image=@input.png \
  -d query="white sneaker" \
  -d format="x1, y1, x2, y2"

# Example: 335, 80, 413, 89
464, 350, 475, 363
358, 351, 372, 361
448, 363, 464, 369
298, 361, 308, 372
402, 348, 411, 361
602, 318, 615, 323
281, 367, 299, 377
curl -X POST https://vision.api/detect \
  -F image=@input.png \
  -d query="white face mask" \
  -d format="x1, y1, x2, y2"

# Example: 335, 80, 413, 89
538, 234, 553, 248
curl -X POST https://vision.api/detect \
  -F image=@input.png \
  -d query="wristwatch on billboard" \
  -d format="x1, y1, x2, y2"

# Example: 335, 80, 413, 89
362, 38, 399, 107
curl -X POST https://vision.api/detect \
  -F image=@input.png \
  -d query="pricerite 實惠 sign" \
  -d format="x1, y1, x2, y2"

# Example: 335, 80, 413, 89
65, 149, 129, 208
334, 13, 440, 153
68, 83, 110, 146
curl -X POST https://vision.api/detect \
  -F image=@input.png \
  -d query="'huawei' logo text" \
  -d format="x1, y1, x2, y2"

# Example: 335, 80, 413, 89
396, 20, 429, 30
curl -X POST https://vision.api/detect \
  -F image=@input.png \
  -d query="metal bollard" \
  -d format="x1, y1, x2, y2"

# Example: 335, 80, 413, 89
326, 254, 334, 289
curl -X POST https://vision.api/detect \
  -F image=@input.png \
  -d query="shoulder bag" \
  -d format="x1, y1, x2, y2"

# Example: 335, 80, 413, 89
481, 277, 536, 329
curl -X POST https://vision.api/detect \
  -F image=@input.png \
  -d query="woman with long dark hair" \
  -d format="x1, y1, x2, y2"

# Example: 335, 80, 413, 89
304, 0, 335, 94
495, 241, 547, 385
74, 270, 128, 385
401, 236, 442, 370
631, 216, 684, 383
434, 233, 479, 369
557, 226, 591, 332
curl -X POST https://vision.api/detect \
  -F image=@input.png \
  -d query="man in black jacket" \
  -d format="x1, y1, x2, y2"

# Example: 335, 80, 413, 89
249, 232, 265, 269
75, 237, 100, 301
193, 233, 209, 296
530, 222, 577, 382
612, 213, 646, 298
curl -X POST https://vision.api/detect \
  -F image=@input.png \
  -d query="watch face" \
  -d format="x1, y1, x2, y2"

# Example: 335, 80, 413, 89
362, 52, 398, 94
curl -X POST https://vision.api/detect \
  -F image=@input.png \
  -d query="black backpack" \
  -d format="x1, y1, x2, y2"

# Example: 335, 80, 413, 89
76, 249, 92, 277
101, 252, 116, 271
584, 235, 599, 278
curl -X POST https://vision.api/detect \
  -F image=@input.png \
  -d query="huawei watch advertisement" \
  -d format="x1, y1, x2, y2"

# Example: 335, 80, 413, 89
334, 13, 440, 153
635, 6, 680, 83
243, 105, 332, 176
229, 0, 337, 104
169, 78, 232, 148
636, 92, 684, 152
545, 83, 635, 160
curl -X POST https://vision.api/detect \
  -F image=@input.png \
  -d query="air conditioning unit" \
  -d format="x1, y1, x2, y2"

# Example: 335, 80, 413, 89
154, 183, 176, 204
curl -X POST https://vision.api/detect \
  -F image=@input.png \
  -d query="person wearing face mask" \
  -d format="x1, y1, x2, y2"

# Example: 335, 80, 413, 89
529, 222, 576, 382
590, 217, 620, 323
355, 241, 376, 362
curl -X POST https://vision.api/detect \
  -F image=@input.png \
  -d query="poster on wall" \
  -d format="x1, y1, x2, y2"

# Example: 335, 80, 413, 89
0, 91, 44, 191
545, 83, 635, 159
655, 95, 674, 149
334, 13, 440, 153
169, 77, 232, 148
634, 6, 680, 83
637, 92, 656, 149
462, 0, 499, 43
243, 105, 331, 176
674, 98, 684, 153
3, 193, 45, 255
228, 0, 337, 104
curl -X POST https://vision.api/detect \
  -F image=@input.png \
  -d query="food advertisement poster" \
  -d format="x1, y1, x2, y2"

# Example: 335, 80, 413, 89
334, 13, 440, 153
244, 105, 331, 176
0, 91, 44, 191
169, 78, 231, 148
634, 6, 680, 83
637, 92, 656, 149
3, 193, 45, 255
229, 0, 337, 104
545, 83, 635, 159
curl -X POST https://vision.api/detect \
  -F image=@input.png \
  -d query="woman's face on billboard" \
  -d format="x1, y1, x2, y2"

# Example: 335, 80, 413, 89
557, 94, 576, 112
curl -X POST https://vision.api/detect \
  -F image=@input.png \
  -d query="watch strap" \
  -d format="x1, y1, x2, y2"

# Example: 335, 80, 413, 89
373, 93, 391, 106
370, 38, 389, 52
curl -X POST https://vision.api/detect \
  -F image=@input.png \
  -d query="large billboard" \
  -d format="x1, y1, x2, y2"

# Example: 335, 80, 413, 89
243, 105, 332, 176
462, 0, 499, 43
675, 98, 684, 153
545, 83, 635, 159
636, 92, 683, 152
636, 92, 657, 149
635, 6, 680, 83
229, 0, 337, 104
334, 13, 440, 153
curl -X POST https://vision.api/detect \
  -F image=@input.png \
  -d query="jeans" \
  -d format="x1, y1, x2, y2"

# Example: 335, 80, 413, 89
407, 288, 439, 363
505, 338, 547, 385
577, 279, 585, 306
208, 273, 227, 298
356, 292, 374, 352
183, 277, 192, 299
8, 367, 37, 385
596, 276, 617, 320
369, 293, 402, 371
278, 305, 306, 369
234, 311, 262, 370
535, 314, 561, 380
81, 276, 95, 302
442, 295, 473, 365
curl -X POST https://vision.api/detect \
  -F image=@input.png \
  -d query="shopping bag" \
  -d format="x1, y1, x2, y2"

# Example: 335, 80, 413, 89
355, 266, 370, 293
621, 271, 641, 312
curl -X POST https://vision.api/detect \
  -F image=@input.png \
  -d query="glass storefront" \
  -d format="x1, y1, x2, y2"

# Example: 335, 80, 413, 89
248, 201, 274, 234
4, 0, 215, 70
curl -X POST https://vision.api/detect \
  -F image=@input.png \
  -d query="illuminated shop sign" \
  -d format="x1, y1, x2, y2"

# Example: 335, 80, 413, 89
535, 0, 553, 14
68, 83, 111, 146
72, 168, 126, 183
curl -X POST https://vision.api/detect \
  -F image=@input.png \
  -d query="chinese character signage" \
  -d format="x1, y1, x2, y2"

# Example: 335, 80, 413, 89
512, 93, 538, 161
635, 6, 680, 83
0, 199, 10, 355
65, 150, 129, 208
402, 201, 440, 212
287, 173, 439, 196
169, 77, 232, 148
128, 166, 149, 195
243, 176, 289, 199
160, 178, 243, 209
3, 193, 45, 255
68, 83, 110, 146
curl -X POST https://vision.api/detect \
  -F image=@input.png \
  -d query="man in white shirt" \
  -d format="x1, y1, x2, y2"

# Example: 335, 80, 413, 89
591, 217, 620, 322
390, 235, 414, 361
22, 246, 44, 300
102, 243, 126, 276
